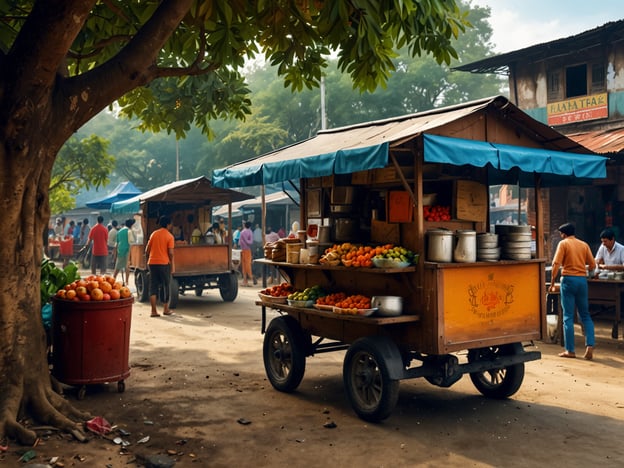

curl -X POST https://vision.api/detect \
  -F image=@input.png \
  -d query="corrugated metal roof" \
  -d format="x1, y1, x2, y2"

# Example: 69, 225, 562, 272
111, 176, 253, 214
567, 128, 624, 155
453, 20, 624, 75
213, 96, 604, 189
220, 95, 589, 168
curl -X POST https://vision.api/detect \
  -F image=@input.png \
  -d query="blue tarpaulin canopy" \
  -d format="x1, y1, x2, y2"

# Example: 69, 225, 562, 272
212, 96, 607, 190
423, 134, 607, 186
110, 176, 253, 215
85, 181, 142, 210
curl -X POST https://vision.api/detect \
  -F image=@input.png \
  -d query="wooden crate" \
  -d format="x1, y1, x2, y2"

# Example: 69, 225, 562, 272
371, 220, 400, 244
373, 166, 414, 184
351, 170, 371, 185
454, 180, 487, 222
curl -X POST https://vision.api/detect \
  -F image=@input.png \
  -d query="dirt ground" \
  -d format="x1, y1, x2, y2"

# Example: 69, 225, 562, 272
4, 278, 624, 468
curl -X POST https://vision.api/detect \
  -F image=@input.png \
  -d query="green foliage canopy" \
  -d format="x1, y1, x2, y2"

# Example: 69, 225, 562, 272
49, 135, 114, 213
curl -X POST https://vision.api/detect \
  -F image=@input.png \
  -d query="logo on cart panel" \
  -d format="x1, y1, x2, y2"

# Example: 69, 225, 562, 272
467, 273, 514, 318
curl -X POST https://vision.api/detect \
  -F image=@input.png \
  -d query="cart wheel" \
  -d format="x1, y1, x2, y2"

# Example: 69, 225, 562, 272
468, 343, 525, 399
135, 270, 149, 303
343, 336, 400, 422
169, 278, 179, 309
118, 381, 125, 393
195, 286, 203, 297
77, 386, 86, 400
263, 316, 308, 392
219, 272, 238, 302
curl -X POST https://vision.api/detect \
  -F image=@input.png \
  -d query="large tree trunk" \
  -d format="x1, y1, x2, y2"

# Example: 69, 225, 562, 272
0, 0, 193, 446
0, 142, 90, 445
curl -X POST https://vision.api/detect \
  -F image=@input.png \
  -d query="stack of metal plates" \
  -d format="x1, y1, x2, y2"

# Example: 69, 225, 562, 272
477, 232, 500, 261
495, 225, 532, 260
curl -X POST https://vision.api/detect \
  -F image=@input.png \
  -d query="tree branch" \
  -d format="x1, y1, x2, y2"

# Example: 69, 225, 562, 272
5, 1, 96, 101
61, 0, 194, 130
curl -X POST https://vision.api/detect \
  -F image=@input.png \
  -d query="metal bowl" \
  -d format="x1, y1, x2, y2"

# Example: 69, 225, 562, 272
370, 296, 403, 317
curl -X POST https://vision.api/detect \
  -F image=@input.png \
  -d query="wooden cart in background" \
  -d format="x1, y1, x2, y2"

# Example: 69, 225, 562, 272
111, 176, 253, 308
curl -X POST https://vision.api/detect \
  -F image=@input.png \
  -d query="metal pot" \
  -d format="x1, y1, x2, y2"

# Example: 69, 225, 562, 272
454, 230, 476, 263
371, 296, 403, 317
427, 229, 453, 262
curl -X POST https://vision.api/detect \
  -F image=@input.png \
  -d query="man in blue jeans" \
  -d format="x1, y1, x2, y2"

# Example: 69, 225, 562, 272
549, 222, 596, 360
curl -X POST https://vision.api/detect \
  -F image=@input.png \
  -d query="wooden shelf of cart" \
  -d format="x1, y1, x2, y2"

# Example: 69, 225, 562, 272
257, 300, 420, 345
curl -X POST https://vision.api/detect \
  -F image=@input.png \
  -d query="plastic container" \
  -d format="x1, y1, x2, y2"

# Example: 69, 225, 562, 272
51, 297, 133, 397
59, 237, 74, 256
286, 243, 302, 263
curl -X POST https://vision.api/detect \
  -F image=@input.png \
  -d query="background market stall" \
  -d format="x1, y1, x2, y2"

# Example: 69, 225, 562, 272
111, 176, 253, 307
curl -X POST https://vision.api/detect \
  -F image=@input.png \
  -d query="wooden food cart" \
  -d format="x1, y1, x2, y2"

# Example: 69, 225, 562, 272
110, 176, 253, 308
212, 96, 607, 421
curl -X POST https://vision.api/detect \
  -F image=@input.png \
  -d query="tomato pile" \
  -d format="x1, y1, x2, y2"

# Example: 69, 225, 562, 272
423, 205, 451, 222
259, 282, 295, 297
315, 292, 348, 306
334, 294, 372, 310
55, 275, 132, 301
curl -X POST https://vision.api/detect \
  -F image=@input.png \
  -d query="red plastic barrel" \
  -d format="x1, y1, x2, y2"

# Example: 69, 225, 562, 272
51, 297, 133, 393
59, 237, 74, 256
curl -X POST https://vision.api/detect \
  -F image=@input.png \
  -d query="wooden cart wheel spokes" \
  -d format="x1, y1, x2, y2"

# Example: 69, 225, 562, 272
219, 272, 238, 302
343, 337, 400, 422
467, 344, 525, 399
135, 270, 149, 303
263, 316, 307, 392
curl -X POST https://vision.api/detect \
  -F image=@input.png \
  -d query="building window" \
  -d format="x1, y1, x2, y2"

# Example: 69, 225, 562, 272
566, 64, 587, 98
547, 70, 562, 101
591, 63, 606, 93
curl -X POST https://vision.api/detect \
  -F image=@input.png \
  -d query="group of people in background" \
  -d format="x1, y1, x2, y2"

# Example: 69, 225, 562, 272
549, 224, 624, 362
49, 215, 136, 285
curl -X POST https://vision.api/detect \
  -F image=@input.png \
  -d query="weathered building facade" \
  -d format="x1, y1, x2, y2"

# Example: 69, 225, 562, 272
456, 20, 624, 257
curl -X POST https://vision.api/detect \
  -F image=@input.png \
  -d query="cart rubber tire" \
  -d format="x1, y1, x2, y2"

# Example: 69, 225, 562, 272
169, 278, 179, 309
219, 272, 238, 302
468, 343, 525, 399
135, 270, 149, 303
77, 386, 86, 400
118, 381, 125, 393
343, 336, 400, 423
263, 316, 308, 392
195, 286, 203, 297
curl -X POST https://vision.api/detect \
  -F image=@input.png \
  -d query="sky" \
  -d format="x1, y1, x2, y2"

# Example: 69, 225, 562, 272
470, 0, 623, 53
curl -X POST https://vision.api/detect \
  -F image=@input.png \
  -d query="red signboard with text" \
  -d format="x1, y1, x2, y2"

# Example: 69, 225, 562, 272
547, 93, 608, 126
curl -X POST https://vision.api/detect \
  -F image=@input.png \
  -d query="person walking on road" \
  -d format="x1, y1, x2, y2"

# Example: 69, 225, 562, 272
239, 221, 255, 287
145, 215, 175, 317
86, 215, 109, 275
549, 222, 596, 360
113, 218, 134, 285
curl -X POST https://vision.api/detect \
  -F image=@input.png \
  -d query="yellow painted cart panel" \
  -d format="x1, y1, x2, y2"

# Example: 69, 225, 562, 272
424, 261, 545, 353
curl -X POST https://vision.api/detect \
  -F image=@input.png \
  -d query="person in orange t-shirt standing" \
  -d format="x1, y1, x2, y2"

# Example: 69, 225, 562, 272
145, 215, 175, 317
87, 215, 109, 275
550, 222, 596, 360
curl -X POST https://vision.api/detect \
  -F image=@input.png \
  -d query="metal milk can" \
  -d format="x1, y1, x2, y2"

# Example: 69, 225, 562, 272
453, 230, 477, 263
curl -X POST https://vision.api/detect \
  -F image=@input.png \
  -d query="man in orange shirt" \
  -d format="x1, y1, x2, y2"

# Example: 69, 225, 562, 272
87, 215, 109, 275
145, 215, 175, 317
